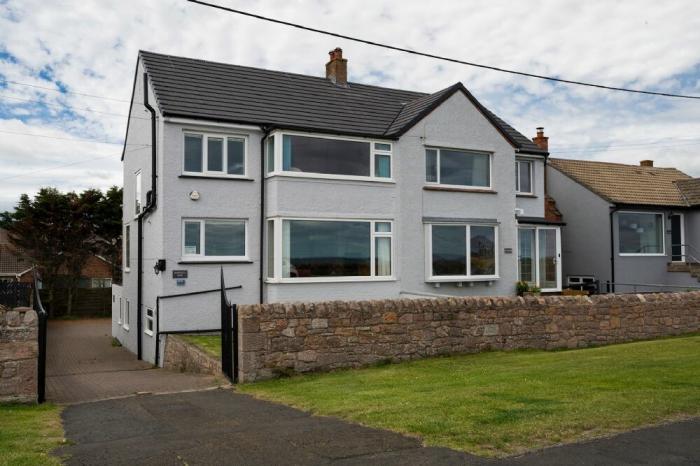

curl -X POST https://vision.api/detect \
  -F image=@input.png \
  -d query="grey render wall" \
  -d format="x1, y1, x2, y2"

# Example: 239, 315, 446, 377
515, 155, 545, 218
547, 166, 612, 285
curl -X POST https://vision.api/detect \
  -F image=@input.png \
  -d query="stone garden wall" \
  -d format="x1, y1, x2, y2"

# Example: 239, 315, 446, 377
163, 334, 222, 376
238, 292, 700, 382
0, 305, 38, 403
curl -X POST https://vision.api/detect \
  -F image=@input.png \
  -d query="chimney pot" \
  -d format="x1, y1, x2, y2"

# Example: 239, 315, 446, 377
326, 47, 348, 87
532, 127, 549, 151
640, 160, 654, 167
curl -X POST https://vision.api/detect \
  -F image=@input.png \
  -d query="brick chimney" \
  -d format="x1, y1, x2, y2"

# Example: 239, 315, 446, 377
325, 47, 348, 87
640, 160, 654, 167
532, 127, 549, 151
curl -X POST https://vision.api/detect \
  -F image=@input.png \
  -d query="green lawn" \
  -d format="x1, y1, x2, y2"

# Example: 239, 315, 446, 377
241, 334, 700, 457
0, 403, 64, 465
181, 334, 221, 358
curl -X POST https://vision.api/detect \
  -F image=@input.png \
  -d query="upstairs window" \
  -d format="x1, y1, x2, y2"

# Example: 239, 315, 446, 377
271, 134, 392, 180
618, 212, 664, 255
184, 133, 247, 177
425, 148, 491, 188
515, 160, 533, 194
124, 224, 131, 271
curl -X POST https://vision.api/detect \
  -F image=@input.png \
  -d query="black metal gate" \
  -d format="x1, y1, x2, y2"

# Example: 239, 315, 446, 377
32, 275, 48, 403
220, 269, 238, 383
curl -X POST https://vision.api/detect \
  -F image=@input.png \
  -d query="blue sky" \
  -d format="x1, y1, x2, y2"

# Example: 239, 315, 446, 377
1, 0, 700, 211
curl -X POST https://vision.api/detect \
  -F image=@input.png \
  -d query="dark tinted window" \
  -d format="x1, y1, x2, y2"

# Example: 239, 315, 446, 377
432, 225, 466, 276
283, 135, 370, 176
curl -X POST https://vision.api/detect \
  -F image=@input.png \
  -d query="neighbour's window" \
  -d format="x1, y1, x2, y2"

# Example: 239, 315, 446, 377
134, 171, 142, 216
271, 219, 393, 279
183, 133, 246, 176
425, 148, 490, 188
618, 212, 664, 254
515, 160, 533, 194
429, 224, 497, 278
145, 308, 154, 336
182, 219, 247, 259
124, 300, 130, 330
277, 134, 392, 179
91, 278, 112, 288
124, 225, 131, 270
267, 220, 275, 278
266, 135, 275, 174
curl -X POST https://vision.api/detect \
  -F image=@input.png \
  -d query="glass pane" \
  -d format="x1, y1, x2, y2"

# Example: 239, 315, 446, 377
432, 225, 466, 276
184, 135, 203, 172
539, 229, 558, 289
375, 222, 391, 233
375, 237, 392, 276
282, 135, 370, 176
125, 225, 130, 267
440, 150, 490, 187
184, 221, 201, 255
425, 149, 438, 182
375, 154, 391, 178
618, 213, 663, 254
227, 138, 245, 175
375, 142, 391, 151
267, 220, 275, 278
266, 136, 275, 173
470, 226, 496, 275
205, 221, 245, 256
518, 228, 536, 283
283, 220, 371, 277
518, 161, 532, 193
207, 138, 223, 172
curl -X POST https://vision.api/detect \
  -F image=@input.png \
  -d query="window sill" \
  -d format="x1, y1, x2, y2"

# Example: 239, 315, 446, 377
179, 174, 254, 181
516, 193, 537, 198
122, 326, 130, 332
266, 172, 395, 184
618, 253, 666, 257
423, 185, 496, 194
144, 329, 153, 337
426, 276, 499, 283
266, 277, 396, 284
178, 259, 254, 264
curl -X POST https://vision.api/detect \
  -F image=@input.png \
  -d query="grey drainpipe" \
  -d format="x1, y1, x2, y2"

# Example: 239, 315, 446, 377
609, 205, 620, 293
259, 126, 272, 304
136, 72, 158, 360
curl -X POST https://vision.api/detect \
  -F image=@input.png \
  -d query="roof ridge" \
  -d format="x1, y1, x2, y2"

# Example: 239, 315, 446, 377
550, 157, 689, 172
139, 50, 427, 97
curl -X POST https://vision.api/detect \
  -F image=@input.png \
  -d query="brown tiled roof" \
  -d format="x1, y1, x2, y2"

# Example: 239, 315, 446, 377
0, 228, 33, 277
549, 158, 692, 207
676, 179, 700, 206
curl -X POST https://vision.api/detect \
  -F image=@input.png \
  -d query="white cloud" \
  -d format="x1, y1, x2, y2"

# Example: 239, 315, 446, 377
1, 0, 700, 210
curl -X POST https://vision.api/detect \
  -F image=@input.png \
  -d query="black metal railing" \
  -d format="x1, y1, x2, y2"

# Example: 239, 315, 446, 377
0, 281, 32, 308
32, 274, 48, 403
220, 269, 238, 383
605, 281, 700, 294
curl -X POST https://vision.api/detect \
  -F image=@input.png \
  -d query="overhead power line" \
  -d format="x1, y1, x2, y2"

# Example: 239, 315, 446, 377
1, 80, 133, 103
0, 94, 150, 120
186, 0, 700, 100
0, 129, 148, 146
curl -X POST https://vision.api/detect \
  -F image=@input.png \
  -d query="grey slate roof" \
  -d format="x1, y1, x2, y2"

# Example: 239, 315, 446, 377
139, 51, 546, 155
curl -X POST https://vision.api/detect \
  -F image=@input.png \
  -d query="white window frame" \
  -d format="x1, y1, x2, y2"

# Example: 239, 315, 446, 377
144, 307, 154, 336
134, 170, 142, 217
425, 223, 499, 282
266, 217, 395, 283
181, 218, 249, 261
123, 300, 130, 331
182, 131, 249, 178
123, 224, 130, 272
118, 297, 123, 325
265, 130, 394, 182
515, 159, 533, 195
617, 211, 666, 256
425, 146, 493, 190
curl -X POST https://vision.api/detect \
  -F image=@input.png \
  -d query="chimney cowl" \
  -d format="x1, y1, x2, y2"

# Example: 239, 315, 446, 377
640, 160, 654, 167
326, 47, 348, 87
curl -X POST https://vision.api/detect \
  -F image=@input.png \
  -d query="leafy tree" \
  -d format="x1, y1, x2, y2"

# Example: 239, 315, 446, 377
94, 186, 123, 282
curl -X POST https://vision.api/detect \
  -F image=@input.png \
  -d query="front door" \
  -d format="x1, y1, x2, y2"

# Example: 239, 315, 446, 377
518, 227, 562, 292
670, 214, 685, 262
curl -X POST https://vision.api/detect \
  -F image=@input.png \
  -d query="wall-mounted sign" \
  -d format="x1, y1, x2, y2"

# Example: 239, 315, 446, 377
172, 270, 188, 279
504, 248, 513, 254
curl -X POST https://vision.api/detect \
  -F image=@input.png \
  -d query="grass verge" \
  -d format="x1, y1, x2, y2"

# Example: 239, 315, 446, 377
181, 334, 221, 358
240, 334, 700, 457
0, 403, 64, 465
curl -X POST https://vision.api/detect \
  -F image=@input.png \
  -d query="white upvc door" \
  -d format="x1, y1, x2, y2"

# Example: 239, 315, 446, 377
518, 226, 562, 292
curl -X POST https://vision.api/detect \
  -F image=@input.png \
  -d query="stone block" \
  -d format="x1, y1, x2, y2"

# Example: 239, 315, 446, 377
311, 318, 328, 329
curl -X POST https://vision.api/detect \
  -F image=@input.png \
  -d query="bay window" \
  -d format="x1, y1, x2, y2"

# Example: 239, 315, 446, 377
267, 133, 392, 180
515, 160, 533, 194
618, 212, 664, 255
182, 219, 247, 260
267, 218, 393, 281
427, 223, 498, 280
183, 132, 247, 177
425, 148, 491, 188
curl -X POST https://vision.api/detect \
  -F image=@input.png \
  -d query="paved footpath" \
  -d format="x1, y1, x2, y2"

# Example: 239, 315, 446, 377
55, 389, 700, 465
47, 319, 222, 404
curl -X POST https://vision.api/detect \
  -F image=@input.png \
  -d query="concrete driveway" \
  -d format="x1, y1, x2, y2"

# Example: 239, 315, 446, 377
55, 389, 700, 465
47, 319, 223, 404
